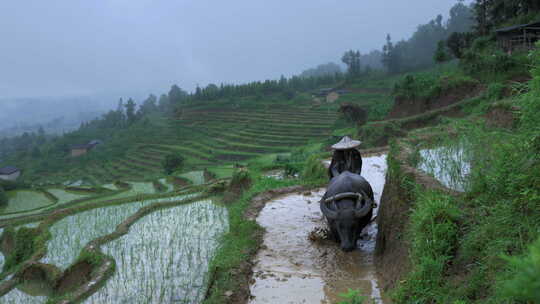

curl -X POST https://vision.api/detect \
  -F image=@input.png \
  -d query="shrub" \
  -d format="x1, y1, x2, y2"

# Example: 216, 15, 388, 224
0, 186, 7, 206
2, 227, 39, 273
339, 103, 368, 126
162, 153, 185, 175
337, 289, 366, 304
301, 155, 327, 182
501, 238, 540, 303
486, 82, 506, 100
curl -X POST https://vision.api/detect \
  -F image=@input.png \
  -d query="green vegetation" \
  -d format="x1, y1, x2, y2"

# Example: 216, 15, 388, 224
338, 289, 367, 304
501, 237, 540, 302
0, 186, 7, 206
2, 227, 40, 273
162, 152, 184, 174
1, 190, 55, 215
393, 63, 477, 100
390, 45, 540, 303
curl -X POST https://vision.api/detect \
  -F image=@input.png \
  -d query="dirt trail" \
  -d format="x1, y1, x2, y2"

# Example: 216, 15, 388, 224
249, 155, 389, 303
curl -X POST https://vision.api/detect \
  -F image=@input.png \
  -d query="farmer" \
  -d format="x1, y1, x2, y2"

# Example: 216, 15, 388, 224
328, 136, 363, 179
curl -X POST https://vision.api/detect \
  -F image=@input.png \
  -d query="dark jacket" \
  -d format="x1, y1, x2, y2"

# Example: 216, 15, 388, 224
328, 149, 362, 179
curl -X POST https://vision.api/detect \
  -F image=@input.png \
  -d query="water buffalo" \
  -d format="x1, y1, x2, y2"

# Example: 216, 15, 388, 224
320, 171, 375, 252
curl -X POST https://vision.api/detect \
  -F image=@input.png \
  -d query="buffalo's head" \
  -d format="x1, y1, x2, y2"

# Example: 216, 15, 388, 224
321, 192, 372, 252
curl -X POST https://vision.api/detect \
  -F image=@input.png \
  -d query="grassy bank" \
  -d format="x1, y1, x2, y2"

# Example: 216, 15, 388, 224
388, 47, 540, 303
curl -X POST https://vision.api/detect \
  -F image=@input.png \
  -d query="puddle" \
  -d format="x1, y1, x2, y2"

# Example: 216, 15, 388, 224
250, 154, 389, 304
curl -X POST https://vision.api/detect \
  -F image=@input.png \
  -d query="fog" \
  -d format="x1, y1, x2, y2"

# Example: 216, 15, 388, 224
1, 0, 466, 100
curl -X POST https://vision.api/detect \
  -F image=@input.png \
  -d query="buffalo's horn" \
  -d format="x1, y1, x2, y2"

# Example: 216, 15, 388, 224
354, 190, 373, 218
320, 201, 338, 220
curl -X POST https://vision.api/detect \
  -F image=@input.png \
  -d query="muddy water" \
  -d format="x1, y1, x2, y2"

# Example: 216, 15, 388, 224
250, 155, 388, 304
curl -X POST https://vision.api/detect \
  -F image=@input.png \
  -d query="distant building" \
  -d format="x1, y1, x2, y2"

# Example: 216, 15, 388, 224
0, 166, 21, 181
496, 21, 540, 54
313, 88, 334, 97
70, 140, 102, 157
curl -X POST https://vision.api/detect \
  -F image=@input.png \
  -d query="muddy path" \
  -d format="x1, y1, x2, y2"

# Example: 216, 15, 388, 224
249, 154, 389, 303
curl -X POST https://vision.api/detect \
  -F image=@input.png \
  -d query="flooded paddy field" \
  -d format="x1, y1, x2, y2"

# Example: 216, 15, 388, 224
1, 190, 55, 215
43, 194, 196, 269
249, 154, 389, 303
416, 142, 471, 192
85, 200, 228, 304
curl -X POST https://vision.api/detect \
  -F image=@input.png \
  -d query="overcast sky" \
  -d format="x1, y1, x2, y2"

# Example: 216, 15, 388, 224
0, 0, 467, 99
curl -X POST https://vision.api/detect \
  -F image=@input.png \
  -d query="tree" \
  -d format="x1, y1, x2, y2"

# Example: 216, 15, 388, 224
447, 1, 474, 34
162, 153, 184, 175
382, 34, 402, 73
341, 50, 362, 77
124, 98, 137, 125
158, 94, 170, 112
168, 85, 187, 104
0, 186, 7, 206
434, 41, 451, 63
446, 32, 474, 59
138, 94, 158, 116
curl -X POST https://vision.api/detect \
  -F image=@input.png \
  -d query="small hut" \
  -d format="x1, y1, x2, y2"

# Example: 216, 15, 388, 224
496, 21, 540, 54
0, 166, 21, 181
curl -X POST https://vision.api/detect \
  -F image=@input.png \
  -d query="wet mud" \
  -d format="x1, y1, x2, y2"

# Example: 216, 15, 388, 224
250, 155, 389, 303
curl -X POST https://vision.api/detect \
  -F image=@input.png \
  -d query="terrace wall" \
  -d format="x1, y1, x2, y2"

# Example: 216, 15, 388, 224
375, 139, 460, 291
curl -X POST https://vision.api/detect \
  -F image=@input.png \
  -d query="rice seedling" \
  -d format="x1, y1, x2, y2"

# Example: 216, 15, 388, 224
179, 171, 205, 185
86, 200, 228, 304
101, 184, 118, 191
43, 194, 194, 269
1, 190, 55, 215
0, 287, 47, 304
416, 139, 472, 192
129, 182, 157, 194
158, 178, 175, 192
46, 188, 90, 205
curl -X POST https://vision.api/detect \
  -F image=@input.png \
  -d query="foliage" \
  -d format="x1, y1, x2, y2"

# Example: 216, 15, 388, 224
472, 0, 540, 34
393, 46, 540, 303
339, 103, 368, 126
337, 289, 366, 304
446, 32, 475, 59
301, 155, 327, 182
342, 50, 362, 77
2, 227, 39, 273
393, 66, 476, 100
162, 153, 185, 175
0, 186, 7, 206
394, 190, 460, 303
486, 82, 506, 100
434, 41, 451, 63
501, 237, 540, 302
460, 37, 531, 81
300, 62, 343, 78
382, 3, 473, 73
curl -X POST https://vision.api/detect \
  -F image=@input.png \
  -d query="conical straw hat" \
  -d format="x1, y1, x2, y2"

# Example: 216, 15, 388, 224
331, 136, 362, 150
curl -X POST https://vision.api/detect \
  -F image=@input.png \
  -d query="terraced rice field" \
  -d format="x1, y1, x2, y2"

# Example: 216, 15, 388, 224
417, 141, 472, 192
43, 194, 195, 269
46, 188, 90, 204
1, 288, 47, 304
1, 190, 55, 215
49, 106, 338, 184
129, 181, 157, 194
86, 200, 228, 304
179, 171, 205, 185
